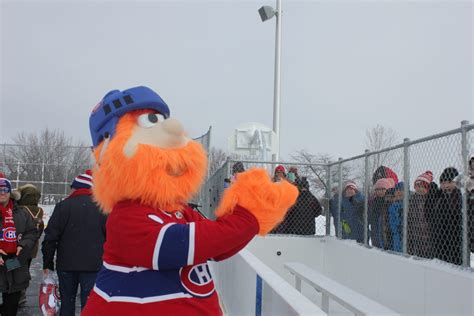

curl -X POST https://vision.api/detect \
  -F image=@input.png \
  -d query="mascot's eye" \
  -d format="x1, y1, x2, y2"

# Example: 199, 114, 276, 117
137, 113, 165, 128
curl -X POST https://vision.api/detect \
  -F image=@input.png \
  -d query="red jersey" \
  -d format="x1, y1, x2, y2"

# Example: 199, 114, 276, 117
82, 200, 259, 316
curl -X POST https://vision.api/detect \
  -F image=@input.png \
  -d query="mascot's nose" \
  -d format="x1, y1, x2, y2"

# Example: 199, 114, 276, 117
162, 118, 185, 137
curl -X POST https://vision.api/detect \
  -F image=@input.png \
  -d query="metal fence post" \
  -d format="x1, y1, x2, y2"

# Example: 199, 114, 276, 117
337, 158, 343, 239
15, 161, 20, 189
326, 164, 332, 236
364, 150, 370, 246
41, 161, 45, 204
460, 120, 470, 267
403, 138, 410, 255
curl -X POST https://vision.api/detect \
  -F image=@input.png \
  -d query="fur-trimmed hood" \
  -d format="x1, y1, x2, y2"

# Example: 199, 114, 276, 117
12, 184, 40, 204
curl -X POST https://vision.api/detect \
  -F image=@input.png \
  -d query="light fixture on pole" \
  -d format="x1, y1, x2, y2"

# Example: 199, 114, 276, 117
258, 0, 281, 162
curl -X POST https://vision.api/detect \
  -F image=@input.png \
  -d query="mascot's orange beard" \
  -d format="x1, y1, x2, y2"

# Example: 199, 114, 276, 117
92, 112, 208, 213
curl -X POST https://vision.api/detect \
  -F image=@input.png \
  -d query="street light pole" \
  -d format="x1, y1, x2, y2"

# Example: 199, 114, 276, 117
272, 0, 281, 162
259, 0, 282, 162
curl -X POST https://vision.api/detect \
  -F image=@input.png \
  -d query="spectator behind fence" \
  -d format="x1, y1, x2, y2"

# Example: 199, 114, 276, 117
15, 184, 44, 306
287, 167, 299, 184
388, 182, 405, 253
467, 157, 474, 253
0, 173, 36, 316
277, 177, 322, 235
42, 170, 107, 315
407, 171, 433, 258
430, 167, 463, 265
273, 165, 287, 182
340, 181, 364, 243
230, 162, 245, 184
369, 178, 394, 248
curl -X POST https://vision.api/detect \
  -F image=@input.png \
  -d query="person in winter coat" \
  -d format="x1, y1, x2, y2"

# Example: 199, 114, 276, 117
407, 171, 432, 258
14, 184, 44, 306
277, 177, 322, 235
468, 157, 474, 254
0, 174, 36, 316
430, 167, 463, 265
369, 178, 394, 248
340, 181, 364, 243
388, 182, 405, 253
42, 170, 107, 315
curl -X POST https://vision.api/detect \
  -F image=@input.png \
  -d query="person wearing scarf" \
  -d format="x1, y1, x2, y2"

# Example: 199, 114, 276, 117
0, 173, 36, 316
42, 170, 107, 315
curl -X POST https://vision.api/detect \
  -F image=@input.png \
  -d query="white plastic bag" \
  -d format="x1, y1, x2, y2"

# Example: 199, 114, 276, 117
39, 273, 60, 316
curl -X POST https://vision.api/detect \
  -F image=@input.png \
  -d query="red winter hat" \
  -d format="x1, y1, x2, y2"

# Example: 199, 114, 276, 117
275, 165, 286, 174
415, 171, 433, 187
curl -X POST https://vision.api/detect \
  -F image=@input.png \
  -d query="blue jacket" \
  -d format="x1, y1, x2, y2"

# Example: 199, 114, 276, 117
340, 192, 364, 242
388, 200, 403, 252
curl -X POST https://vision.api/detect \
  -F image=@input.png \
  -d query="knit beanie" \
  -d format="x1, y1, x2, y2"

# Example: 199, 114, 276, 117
275, 165, 286, 174
71, 170, 93, 189
0, 173, 12, 193
439, 167, 459, 183
414, 171, 433, 188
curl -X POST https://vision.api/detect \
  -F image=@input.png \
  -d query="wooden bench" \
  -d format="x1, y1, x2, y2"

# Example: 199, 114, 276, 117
284, 262, 400, 316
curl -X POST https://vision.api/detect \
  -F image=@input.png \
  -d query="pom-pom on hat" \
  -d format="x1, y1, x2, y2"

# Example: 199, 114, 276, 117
71, 170, 93, 189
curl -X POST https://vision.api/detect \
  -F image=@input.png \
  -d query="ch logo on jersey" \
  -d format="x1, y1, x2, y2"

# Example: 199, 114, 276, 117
3, 228, 16, 242
179, 264, 215, 297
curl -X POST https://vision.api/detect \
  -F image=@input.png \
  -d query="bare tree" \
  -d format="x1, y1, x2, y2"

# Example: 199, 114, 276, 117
1, 128, 92, 203
207, 147, 228, 177
365, 124, 400, 182
290, 150, 351, 197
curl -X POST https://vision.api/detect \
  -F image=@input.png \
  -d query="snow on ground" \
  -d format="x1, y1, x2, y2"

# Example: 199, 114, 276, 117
39, 204, 55, 225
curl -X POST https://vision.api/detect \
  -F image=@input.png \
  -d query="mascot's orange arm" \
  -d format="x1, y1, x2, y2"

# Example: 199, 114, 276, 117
215, 168, 299, 235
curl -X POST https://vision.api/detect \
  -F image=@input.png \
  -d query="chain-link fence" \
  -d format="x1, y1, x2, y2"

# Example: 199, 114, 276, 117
0, 127, 212, 205
201, 121, 474, 268
0, 144, 92, 204
200, 159, 330, 235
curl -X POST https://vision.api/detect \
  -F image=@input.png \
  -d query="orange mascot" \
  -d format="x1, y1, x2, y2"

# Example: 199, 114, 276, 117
82, 86, 298, 316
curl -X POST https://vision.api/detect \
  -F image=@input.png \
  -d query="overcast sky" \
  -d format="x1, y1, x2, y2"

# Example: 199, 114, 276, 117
1, 0, 472, 161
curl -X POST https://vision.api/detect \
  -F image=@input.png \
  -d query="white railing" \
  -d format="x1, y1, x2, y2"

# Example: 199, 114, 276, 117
285, 262, 399, 316
210, 249, 325, 316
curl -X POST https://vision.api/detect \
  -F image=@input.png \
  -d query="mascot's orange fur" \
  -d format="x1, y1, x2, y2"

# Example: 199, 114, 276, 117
82, 86, 298, 316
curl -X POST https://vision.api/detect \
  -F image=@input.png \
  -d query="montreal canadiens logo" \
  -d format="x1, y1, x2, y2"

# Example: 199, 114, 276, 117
3, 228, 16, 242
179, 264, 215, 298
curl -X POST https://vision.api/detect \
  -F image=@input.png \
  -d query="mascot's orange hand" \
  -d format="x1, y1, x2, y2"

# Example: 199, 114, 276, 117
215, 168, 298, 235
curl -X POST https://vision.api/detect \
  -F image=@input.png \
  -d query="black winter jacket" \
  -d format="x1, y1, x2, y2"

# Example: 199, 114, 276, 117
0, 199, 37, 293
42, 194, 107, 272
